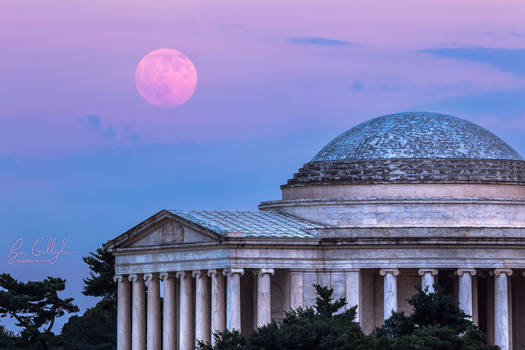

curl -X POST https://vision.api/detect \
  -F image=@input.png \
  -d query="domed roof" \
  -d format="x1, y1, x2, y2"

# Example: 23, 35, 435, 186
313, 112, 522, 161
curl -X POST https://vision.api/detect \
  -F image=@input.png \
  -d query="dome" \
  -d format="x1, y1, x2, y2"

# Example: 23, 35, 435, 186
313, 112, 522, 162
284, 112, 525, 187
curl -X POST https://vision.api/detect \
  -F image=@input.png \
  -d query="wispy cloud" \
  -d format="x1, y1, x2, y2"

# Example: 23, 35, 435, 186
420, 47, 525, 75
288, 36, 356, 47
351, 80, 365, 91
424, 88, 525, 115
76, 115, 115, 140
510, 32, 525, 38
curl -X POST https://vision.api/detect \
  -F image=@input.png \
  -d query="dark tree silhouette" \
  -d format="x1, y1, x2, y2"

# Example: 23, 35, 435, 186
0, 273, 78, 350
82, 247, 116, 302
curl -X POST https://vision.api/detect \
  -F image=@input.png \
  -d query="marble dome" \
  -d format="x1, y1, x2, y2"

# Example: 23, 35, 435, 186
312, 112, 522, 161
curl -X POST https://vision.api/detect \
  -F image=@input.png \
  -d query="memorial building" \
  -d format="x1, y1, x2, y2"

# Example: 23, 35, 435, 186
104, 112, 525, 350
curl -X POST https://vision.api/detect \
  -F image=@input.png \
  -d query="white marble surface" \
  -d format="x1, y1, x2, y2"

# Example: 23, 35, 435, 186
495, 269, 512, 350
115, 276, 131, 350
160, 273, 176, 350
130, 275, 146, 350
145, 274, 161, 350
380, 269, 399, 320
225, 269, 243, 331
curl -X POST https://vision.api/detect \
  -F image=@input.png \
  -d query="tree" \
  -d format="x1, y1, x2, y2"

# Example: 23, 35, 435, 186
60, 300, 117, 350
373, 286, 499, 350
58, 245, 117, 349
199, 285, 498, 350
82, 247, 116, 303
198, 284, 371, 350
0, 325, 18, 349
0, 273, 79, 350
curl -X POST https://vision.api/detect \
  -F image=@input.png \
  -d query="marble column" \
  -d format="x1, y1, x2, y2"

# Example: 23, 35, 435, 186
115, 275, 131, 350
129, 274, 146, 350
380, 269, 399, 320
256, 269, 275, 327
418, 269, 438, 294
160, 272, 177, 350
208, 270, 225, 344
494, 269, 512, 350
457, 268, 476, 320
145, 274, 161, 350
290, 270, 304, 309
345, 269, 361, 322
193, 271, 211, 345
177, 272, 193, 350
224, 268, 244, 331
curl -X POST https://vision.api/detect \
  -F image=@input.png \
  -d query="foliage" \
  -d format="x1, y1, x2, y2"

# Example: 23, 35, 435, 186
0, 273, 78, 350
0, 325, 18, 349
372, 286, 499, 350
198, 284, 372, 350
82, 247, 116, 303
56, 245, 117, 350
60, 299, 117, 350
199, 285, 498, 350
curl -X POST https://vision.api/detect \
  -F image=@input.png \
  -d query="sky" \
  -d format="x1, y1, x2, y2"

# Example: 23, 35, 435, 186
1, 0, 525, 332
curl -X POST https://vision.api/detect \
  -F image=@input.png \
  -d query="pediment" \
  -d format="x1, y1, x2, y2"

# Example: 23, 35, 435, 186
104, 210, 222, 250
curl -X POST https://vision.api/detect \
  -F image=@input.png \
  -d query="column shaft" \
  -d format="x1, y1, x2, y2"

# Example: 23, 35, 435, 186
116, 275, 131, 350
345, 270, 361, 322
256, 269, 274, 327
290, 271, 304, 309
380, 269, 399, 320
194, 271, 211, 345
145, 274, 161, 350
208, 270, 225, 344
418, 269, 438, 294
177, 272, 193, 350
225, 269, 244, 331
160, 273, 176, 350
130, 275, 146, 350
495, 269, 512, 350
457, 269, 476, 320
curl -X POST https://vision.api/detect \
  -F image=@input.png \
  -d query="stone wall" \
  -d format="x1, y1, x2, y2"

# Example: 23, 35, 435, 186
284, 159, 525, 187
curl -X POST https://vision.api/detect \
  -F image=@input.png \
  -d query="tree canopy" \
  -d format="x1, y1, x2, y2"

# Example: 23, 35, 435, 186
199, 285, 498, 350
82, 247, 116, 303
0, 273, 78, 350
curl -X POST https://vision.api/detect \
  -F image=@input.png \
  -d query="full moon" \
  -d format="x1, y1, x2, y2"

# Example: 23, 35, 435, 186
135, 48, 198, 108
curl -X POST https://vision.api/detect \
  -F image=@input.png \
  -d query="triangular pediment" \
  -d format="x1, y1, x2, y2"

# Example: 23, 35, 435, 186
104, 210, 222, 250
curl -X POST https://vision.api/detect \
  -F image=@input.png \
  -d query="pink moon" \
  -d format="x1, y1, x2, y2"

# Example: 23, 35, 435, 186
135, 48, 198, 108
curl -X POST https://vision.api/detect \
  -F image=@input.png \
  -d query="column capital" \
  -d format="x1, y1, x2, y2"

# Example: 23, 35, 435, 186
380, 268, 399, 277
253, 268, 275, 277
113, 274, 127, 282
223, 268, 244, 277
494, 268, 513, 277
144, 273, 159, 282
159, 272, 176, 281
128, 273, 143, 282
175, 271, 186, 279
457, 268, 476, 277
208, 269, 219, 277
418, 268, 438, 276
192, 270, 203, 278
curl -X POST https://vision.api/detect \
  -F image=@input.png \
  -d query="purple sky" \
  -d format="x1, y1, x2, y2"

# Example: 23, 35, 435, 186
1, 0, 525, 332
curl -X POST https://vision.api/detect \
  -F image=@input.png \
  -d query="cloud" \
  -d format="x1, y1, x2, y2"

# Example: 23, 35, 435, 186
424, 88, 525, 115
76, 115, 115, 140
420, 47, 525, 75
288, 36, 356, 47
351, 80, 365, 91
510, 32, 525, 38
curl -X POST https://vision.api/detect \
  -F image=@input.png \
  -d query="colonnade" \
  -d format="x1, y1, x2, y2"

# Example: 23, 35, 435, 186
114, 268, 274, 350
115, 267, 513, 350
